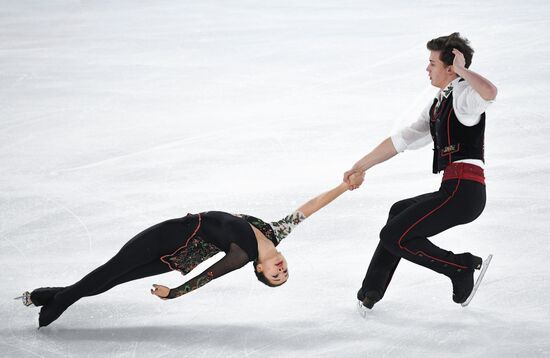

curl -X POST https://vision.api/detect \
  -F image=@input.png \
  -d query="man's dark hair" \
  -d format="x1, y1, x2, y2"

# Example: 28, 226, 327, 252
427, 32, 474, 69
253, 260, 283, 287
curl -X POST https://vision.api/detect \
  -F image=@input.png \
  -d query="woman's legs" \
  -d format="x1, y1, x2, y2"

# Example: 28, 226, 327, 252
39, 216, 198, 326
29, 261, 170, 306
87, 259, 170, 297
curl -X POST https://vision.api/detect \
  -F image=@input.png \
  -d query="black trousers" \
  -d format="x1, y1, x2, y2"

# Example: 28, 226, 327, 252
359, 178, 486, 300
56, 216, 197, 305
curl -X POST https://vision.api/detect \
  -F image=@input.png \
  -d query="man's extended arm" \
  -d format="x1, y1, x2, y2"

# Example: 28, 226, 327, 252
343, 137, 398, 183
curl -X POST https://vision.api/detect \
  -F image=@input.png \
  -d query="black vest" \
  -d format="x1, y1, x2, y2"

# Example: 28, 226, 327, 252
429, 88, 485, 173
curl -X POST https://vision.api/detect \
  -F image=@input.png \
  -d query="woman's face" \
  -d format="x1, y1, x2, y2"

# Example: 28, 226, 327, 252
257, 252, 289, 285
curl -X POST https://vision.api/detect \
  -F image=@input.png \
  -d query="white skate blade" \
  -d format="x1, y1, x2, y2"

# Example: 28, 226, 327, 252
14, 291, 33, 306
461, 254, 493, 307
357, 300, 368, 318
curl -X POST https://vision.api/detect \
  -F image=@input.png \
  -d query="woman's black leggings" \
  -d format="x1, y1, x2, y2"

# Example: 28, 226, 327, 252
55, 216, 197, 305
359, 178, 486, 300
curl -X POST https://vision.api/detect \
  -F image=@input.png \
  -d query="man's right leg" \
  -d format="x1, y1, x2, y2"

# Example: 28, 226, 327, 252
357, 242, 400, 308
358, 195, 431, 308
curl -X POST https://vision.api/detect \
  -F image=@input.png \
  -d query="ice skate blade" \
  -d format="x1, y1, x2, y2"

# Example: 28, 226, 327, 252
14, 292, 33, 306
357, 300, 368, 318
461, 254, 493, 307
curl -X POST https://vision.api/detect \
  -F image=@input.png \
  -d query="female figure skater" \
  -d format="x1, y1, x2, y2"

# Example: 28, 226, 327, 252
19, 173, 364, 327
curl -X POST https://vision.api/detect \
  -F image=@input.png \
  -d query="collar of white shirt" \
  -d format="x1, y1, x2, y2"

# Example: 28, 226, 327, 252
439, 77, 462, 100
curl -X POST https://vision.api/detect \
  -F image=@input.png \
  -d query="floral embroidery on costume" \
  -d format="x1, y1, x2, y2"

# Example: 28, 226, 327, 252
169, 271, 214, 298
238, 210, 306, 245
160, 236, 220, 274
270, 211, 307, 243
237, 214, 277, 243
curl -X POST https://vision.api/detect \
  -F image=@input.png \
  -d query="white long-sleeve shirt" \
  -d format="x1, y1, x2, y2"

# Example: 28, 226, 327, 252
390, 78, 494, 168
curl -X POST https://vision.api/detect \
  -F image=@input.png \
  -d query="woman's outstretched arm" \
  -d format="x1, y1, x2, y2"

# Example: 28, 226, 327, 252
297, 173, 364, 218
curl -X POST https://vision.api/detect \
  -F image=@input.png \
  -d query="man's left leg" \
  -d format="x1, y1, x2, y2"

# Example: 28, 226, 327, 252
379, 180, 486, 303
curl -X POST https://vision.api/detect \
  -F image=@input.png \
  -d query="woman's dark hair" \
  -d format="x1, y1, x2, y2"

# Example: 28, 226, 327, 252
253, 260, 284, 287
427, 32, 474, 69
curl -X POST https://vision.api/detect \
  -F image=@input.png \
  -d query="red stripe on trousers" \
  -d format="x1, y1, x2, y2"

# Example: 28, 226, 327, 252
396, 179, 468, 270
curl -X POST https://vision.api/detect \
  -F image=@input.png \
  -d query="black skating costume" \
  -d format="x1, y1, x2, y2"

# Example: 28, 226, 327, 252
35, 210, 305, 325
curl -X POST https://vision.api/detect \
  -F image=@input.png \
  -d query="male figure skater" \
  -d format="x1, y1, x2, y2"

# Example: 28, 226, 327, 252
344, 33, 497, 310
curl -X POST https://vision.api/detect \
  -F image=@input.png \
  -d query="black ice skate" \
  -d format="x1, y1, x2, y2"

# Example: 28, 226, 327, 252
356, 289, 381, 318
14, 291, 33, 306
39, 298, 71, 328
451, 269, 475, 304
14, 287, 64, 307
461, 254, 493, 307
451, 254, 492, 306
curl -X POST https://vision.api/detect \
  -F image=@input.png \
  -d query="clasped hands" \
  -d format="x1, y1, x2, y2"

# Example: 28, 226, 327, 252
344, 168, 365, 191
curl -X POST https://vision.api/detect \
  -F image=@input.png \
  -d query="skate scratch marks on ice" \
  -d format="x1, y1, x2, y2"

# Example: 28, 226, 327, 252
52, 132, 226, 174
51, 114, 292, 175
0, 234, 28, 260
40, 195, 93, 251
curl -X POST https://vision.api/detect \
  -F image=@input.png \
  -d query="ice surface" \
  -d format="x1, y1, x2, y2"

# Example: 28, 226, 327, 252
1, 1, 549, 357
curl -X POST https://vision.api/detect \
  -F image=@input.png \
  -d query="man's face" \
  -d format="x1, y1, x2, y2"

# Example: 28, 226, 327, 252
426, 50, 452, 89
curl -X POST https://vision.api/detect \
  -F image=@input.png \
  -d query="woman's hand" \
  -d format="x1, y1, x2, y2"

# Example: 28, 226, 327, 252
151, 284, 170, 300
347, 171, 365, 190
343, 167, 361, 184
